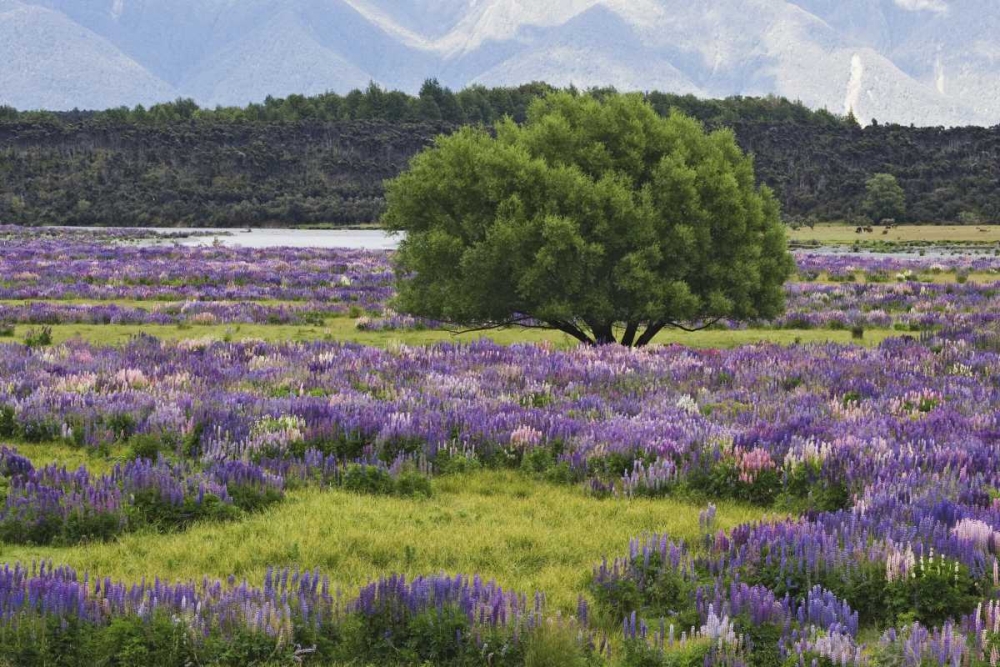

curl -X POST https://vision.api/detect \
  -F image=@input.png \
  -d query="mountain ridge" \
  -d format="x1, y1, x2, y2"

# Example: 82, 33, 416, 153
1, 0, 998, 127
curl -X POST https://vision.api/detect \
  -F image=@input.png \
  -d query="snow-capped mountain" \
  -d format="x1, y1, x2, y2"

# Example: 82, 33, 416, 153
2, 0, 997, 126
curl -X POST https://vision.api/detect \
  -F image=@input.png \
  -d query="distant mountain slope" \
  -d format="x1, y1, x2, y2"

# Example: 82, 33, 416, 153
0, 0, 174, 110
1, 0, 997, 126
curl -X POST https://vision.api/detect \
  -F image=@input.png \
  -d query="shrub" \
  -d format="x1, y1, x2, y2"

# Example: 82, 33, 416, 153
394, 469, 433, 497
23, 325, 53, 347
738, 620, 782, 667
0, 322, 14, 337
126, 433, 178, 461
884, 555, 981, 627
0, 405, 15, 438
686, 458, 782, 506
342, 464, 395, 495
435, 450, 482, 475
590, 552, 700, 631
619, 639, 711, 667
301, 311, 327, 326
523, 619, 593, 667
782, 461, 851, 512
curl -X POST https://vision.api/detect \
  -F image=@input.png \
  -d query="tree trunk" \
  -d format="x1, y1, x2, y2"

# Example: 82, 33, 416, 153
620, 321, 640, 347
586, 320, 617, 346
634, 321, 666, 348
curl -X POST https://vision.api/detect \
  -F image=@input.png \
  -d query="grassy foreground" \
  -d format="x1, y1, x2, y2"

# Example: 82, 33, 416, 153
8, 319, 898, 348
0, 470, 767, 614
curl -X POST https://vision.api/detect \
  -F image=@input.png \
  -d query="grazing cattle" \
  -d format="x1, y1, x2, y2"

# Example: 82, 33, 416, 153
855, 227, 863, 234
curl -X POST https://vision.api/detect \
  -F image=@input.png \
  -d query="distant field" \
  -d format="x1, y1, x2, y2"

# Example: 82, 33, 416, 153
788, 222, 1000, 245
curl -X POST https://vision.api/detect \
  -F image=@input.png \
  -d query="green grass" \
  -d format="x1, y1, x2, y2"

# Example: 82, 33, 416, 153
13, 319, 898, 348
2, 441, 120, 476
788, 222, 1000, 245
0, 470, 769, 614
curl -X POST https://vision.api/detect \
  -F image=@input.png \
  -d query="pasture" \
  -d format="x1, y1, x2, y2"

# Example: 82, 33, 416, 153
788, 221, 1000, 245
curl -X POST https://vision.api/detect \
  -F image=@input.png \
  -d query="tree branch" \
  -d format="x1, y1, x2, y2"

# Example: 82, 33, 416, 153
444, 316, 595, 345
634, 320, 666, 348
443, 317, 534, 335
548, 319, 596, 345
442, 315, 722, 347
663, 317, 723, 333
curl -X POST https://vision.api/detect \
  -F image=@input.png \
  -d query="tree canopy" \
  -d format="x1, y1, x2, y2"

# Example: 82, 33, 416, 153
383, 92, 794, 347
863, 173, 907, 222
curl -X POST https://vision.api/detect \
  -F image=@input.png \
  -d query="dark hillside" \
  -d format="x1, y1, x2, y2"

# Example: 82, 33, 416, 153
0, 120, 451, 227
735, 121, 1000, 223
1, 86, 998, 226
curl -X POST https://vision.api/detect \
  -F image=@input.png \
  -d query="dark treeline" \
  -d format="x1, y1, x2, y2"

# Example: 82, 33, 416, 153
0, 81, 997, 227
0, 81, 848, 127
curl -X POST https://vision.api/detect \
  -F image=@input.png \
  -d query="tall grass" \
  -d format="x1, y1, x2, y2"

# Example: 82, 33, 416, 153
2, 470, 767, 615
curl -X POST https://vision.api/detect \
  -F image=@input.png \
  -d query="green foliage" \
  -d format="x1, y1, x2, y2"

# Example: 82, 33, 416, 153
864, 173, 907, 223
341, 463, 433, 498
781, 461, 851, 513
393, 469, 434, 498
385, 92, 794, 347
3, 84, 852, 128
685, 459, 783, 506
126, 433, 179, 461
337, 602, 526, 666
744, 551, 980, 629
0, 404, 15, 438
619, 639, 711, 667
435, 450, 483, 475
0, 322, 15, 337
738, 620, 782, 667
23, 326, 53, 348
523, 620, 595, 667
128, 489, 241, 532
882, 555, 981, 627
589, 553, 700, 631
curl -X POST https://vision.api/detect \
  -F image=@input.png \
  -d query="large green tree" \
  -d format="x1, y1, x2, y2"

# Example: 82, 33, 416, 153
382, 92, 794, 347
863, 173, 906, 223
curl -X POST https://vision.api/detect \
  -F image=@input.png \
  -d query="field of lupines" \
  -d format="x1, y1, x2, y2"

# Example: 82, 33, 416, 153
3, 231, 1000, 334
2, 327, 1000, 663
4, 226, 1000, 665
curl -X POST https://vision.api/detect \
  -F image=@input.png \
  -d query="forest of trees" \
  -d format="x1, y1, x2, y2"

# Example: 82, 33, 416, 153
0, 81, 997, 227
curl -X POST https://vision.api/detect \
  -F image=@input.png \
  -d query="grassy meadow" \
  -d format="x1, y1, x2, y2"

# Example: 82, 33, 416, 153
0, 470, 767, 615
788, 221, 1000, 245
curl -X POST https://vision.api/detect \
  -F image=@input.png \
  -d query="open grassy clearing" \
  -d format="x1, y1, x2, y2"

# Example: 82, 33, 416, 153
2, 441, 119, 476
788, 222, 1000, 245
7, 320, 899, 347
0, 469, 767, 615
